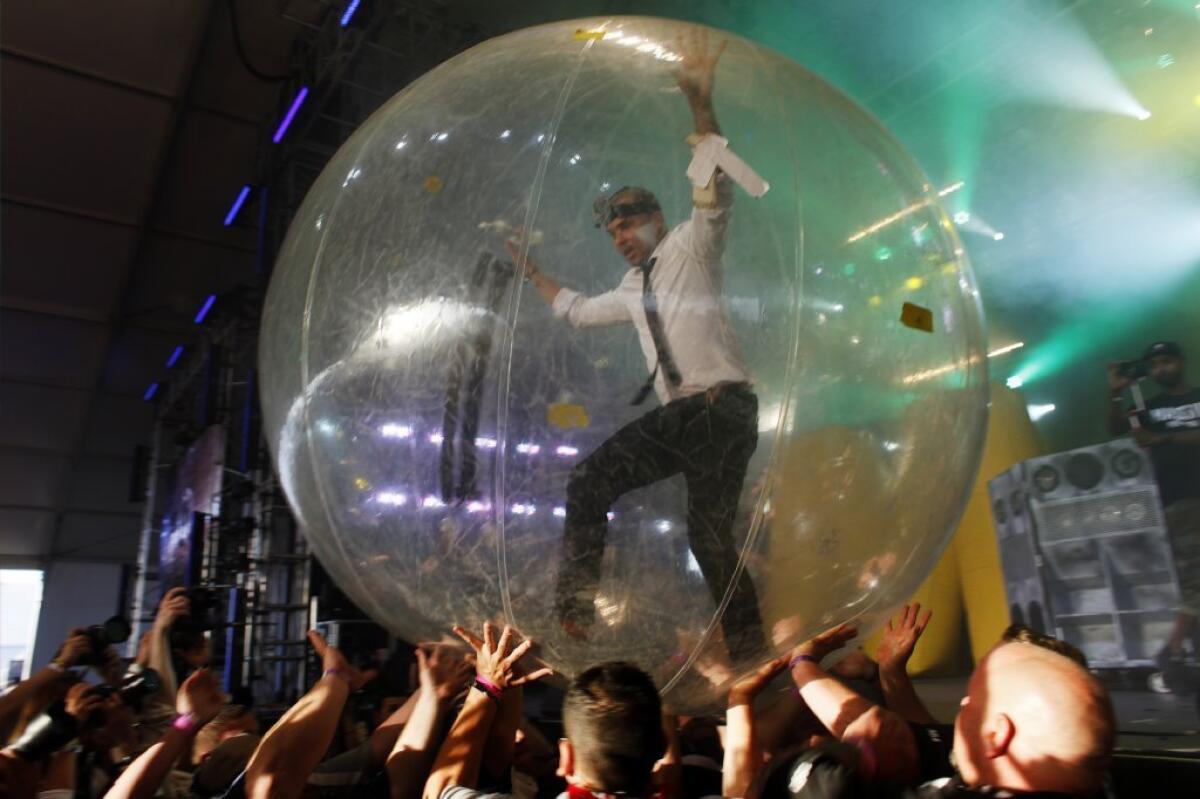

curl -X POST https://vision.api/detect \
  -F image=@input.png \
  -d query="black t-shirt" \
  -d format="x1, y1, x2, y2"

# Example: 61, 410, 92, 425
1140, 388, 1200, 507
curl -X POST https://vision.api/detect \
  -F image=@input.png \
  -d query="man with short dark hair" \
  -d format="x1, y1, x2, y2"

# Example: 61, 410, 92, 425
1107, 341, 1200, 669
559, 662, 666, 796
509, 29, 765, 661
425, 624, 663, 799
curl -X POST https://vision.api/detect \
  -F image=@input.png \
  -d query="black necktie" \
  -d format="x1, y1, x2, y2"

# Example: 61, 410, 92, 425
631, 257, 683, 405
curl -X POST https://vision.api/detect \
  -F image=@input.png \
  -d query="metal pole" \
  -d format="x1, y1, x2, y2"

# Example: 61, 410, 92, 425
128, 418, 163, 656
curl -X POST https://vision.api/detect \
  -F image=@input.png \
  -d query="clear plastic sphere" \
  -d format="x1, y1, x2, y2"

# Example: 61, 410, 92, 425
259, 17, 988, 711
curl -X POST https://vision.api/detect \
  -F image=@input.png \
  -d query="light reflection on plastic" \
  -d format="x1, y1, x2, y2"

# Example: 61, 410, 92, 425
376, 492, 407, 506
556, 445, 579, 457
428, 432, 444, 445
422, 495, 445, 509
381, 423, 413, 439
516, 442, 540, 455
476, 437, 498, 449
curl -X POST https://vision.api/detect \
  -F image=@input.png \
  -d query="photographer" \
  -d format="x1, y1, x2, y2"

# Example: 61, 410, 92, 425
0, 625, 125, 743
1108, 340, 1200, 669
3, 667, 160, 798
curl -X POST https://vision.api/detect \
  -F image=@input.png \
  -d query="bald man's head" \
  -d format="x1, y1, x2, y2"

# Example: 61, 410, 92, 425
953, 639, 1114, 795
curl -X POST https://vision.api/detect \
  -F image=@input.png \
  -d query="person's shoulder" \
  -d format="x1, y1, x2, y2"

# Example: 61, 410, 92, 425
438, 786, 513, 799
903, 776, 1082, 798
1147, 387, 1200, 407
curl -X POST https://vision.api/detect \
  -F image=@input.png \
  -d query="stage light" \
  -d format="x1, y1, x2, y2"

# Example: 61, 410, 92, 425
143, 382, 159, 401
953, 211, 971, 225
166, 346, 184, 368
380, 423, 413, 439
1028, 403, 1056, 421
194, 294, 216, 324
989, 342, 1025, 358
272, 86, 309, 144
900, 341, 1024, 384
339, 0, 361, 27
1135, 108, 1152, 120
223, 185, 252, 227
1006, 376, 1024, 389
845, 181, 965, 243
993, 232, 1005, 241
904, 276, 924, 290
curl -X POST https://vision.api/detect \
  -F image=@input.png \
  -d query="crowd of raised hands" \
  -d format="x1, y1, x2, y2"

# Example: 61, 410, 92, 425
0, 596, 1114, 799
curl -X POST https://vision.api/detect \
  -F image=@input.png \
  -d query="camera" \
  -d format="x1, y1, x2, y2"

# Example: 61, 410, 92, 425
1116, 359, 1148, 381
74, 615, 132, 667
10, 668, 162, 761
91, 666, 162, 708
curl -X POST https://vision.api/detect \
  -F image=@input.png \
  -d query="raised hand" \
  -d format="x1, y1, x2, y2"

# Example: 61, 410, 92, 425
64, 682, 104, 726
307, 629, 378, 691
417, 644, 473, 702
154, 587, 190, 631
504, 234, 538, 280
1106, 362, 1132, 394
876, 604, 932, 673
177, 667, 226, 725
56, 628, 92, 668
792, 623, 859, 663
671, 26, 726, 102
728, 656, 788, 707
452, 622, 553, 690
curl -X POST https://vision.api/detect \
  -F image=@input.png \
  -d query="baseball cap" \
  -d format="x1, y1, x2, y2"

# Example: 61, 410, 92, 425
1143, 341, 1183, 360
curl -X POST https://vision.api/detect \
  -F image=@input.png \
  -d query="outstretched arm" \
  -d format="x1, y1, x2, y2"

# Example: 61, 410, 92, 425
244, 631, 376, 799
789, 626, 877, 739
387, 646, 472, 799
673, 28, 724, 136
423, 624, 551, 799
505, 238, 632, 328
103, 669, 224, 799
790, 625, 919, 783
723, 657, 788, 798
875, 604, 937, 725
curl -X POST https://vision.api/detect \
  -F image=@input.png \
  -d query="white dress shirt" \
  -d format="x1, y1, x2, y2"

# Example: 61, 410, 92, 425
551, 174, 751, 404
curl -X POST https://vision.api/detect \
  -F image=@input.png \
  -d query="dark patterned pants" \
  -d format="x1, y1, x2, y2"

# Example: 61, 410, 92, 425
555, 383, 765, 659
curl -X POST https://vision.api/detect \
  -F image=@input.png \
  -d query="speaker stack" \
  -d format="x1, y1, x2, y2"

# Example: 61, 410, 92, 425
988, 439, 1183, 667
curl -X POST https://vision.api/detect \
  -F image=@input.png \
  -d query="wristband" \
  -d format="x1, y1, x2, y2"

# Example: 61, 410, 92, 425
172, 712, 200, 732
473, 675, 503, 704
789, 654, 818, 668
324, 667, 353, 687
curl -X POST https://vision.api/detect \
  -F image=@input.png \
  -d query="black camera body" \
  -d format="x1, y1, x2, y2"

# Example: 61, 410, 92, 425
74, 615, 132, 667
11, 668, 162, 761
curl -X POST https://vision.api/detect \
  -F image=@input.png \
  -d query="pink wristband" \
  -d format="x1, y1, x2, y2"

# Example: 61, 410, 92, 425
473, 674, 503, 702
172, 712, 199, 732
